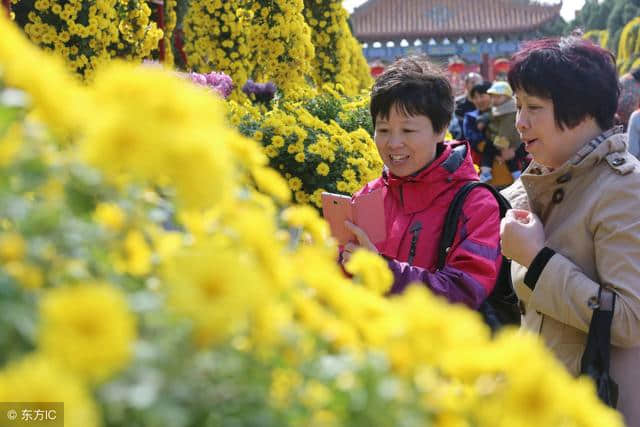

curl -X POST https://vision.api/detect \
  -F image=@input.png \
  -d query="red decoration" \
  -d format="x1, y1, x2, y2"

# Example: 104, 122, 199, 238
447, 60, 465, 74
151, 0, 165, 62
493, 58, 510, 74
174, 29, 188, 66
2, 0, 11, 17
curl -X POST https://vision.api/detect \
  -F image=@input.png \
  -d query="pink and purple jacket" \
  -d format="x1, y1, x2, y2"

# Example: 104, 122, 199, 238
352, 141, 502, 308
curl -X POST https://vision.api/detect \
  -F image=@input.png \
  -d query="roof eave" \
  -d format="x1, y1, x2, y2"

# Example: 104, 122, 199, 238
355, 25, 555, 42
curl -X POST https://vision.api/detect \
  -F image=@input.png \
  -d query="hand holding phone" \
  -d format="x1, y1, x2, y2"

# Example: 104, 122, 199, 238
321, 189, 386, 246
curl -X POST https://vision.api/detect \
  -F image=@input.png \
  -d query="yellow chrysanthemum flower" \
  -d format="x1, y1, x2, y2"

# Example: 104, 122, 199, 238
251, 166, 291, 203
316, 162, 330, 176
39, 283, 137, 383
0, 232, 26, 262
81, 63, 234, 210
161, 236, 267, 348
122, 230, 152, 276
0, 355, 100, 427
344, 249, 393, 296
93, 202, 126, 232
5, 261, 44, 289
0, 122, 22, 166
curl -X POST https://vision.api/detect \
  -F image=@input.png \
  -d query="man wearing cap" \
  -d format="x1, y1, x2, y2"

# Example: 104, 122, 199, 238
478, 81, 528, 183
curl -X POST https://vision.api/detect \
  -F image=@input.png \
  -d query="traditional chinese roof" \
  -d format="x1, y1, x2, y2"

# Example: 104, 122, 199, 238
350, 0, 562, 42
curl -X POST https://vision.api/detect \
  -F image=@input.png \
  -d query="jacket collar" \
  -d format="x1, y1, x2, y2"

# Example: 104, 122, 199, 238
521, 126, 627, 191
382, 141, 477, 214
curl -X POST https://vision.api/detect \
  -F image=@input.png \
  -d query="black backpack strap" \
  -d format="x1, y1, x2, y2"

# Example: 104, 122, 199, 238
436, 181, 510, 270
580, 287, 619, 407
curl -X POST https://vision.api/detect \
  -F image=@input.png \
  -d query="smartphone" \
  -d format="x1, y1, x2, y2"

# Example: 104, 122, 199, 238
321, 189, 386, 246
352, 189, 386, 244
321, 192, 354, 245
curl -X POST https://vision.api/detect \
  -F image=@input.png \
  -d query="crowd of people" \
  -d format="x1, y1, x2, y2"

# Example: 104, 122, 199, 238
449, 64, 640, 189
337, 37, 640, 426
450, 72, 530, 185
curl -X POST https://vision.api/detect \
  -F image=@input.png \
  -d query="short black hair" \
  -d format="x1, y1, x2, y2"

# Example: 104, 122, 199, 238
469, 82, 491, 98
508, 37, 619, 130
370, 56, 453, 133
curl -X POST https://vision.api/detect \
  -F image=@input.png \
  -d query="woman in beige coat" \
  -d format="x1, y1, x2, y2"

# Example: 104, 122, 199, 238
500, 37, 640, 426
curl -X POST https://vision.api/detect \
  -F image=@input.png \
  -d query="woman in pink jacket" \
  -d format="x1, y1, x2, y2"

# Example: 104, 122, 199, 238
342, 57, 502, 310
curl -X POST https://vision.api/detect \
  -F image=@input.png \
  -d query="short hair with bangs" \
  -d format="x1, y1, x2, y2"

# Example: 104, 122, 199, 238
370, 56, 453, 133
470, 82, 492, 98
508, 37, 619, 130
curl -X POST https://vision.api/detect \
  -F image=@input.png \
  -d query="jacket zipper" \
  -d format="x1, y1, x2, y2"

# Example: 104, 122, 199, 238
407, 221, 423, 266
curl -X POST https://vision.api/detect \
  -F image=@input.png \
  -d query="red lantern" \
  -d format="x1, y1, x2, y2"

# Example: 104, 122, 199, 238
370, 66, 384, 77
370, 63, 385, 77
447, 60, 465, 74
493, 58, 510, 74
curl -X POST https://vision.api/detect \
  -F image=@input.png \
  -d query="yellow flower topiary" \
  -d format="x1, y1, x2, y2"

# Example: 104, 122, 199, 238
303, 0, 372, 95
618, 17, 640, 74
13, 0, 163, 79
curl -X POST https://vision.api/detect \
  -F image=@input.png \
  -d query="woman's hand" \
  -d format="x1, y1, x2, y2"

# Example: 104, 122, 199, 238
500, 209, 545, 267
341, 221, 378, 264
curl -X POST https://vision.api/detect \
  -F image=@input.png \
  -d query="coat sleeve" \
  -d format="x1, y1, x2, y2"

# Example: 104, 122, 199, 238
386, 188, 502, 309
628, 111, 640, 159
528, 180, 640, 348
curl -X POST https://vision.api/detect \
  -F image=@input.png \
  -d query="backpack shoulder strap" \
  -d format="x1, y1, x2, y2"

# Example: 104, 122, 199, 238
436, 181, 511, 270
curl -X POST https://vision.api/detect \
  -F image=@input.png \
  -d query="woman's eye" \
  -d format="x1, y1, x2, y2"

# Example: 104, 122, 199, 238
403, 129, 416, 133
377, 128, 389, 133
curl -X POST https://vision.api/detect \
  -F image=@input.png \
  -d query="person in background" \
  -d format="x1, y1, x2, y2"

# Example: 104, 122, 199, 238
462, 82, 492, 154
627, 104, 640, 159
478, 81, 527, 182
340, 57, 502, 309
450, 72, 484, 139
616, 67, 640, 130
500, 37, 640, 426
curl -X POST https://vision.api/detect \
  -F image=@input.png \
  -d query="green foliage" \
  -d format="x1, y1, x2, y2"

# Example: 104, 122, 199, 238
536, 15, 567, 38
569, 0, 614, 32
566, 0, 640, 56
607, 1, 640, 53
0, 279, 37, 366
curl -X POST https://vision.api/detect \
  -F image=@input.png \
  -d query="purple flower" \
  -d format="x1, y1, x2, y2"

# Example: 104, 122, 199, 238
242, 79, 277, 104
205, 71, 234, 99
189, 72, 208, 86
184, 71, 234, 99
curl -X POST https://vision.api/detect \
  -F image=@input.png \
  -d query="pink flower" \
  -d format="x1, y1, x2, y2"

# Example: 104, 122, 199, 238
205, 72, 233, 99
189, 72, 207, 86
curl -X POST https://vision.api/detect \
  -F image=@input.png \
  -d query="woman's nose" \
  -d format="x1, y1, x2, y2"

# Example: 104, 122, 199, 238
516, 110, 529, 132
388, 132, 403, 147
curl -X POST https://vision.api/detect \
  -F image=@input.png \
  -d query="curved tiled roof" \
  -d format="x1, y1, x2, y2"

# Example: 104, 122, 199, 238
350, 0, 562, 41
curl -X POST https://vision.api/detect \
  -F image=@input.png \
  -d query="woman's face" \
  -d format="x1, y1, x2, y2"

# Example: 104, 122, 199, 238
515, 90, 592, 169
374, 106, 446, 177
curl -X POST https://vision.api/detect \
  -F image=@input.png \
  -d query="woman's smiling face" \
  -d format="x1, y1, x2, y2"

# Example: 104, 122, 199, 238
374, 105, 446, 177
